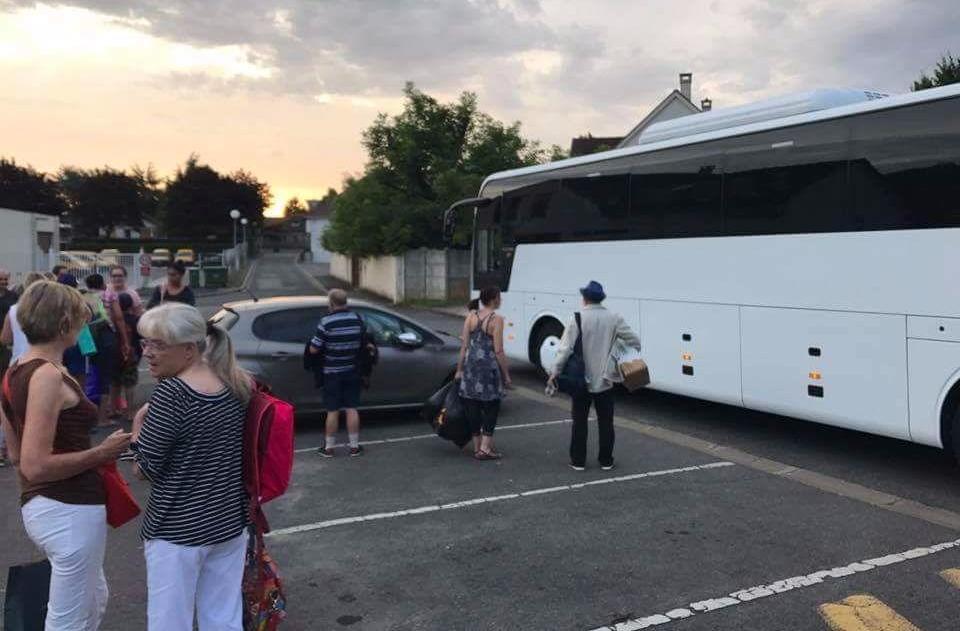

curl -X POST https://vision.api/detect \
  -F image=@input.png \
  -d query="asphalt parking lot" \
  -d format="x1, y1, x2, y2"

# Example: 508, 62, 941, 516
3, 254, 960, 630
249, 385, 960, 631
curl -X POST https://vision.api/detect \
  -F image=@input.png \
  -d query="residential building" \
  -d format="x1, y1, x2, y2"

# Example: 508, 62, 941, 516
304, 199, 334, 264
262, 214, 308, 250
569, 73, 713, 157
0, 206, 61, 281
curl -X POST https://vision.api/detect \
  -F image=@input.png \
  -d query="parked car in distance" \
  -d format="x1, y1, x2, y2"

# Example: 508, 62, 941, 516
209, 296, 460, 414
152, 248, 171, 266
175, 248, 196, 265
98, 249, 121, 266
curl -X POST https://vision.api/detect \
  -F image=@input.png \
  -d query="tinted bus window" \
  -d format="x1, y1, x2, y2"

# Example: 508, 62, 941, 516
723, 119, 851, 235
848, 97, 960, 231
504, 180, 561, 243
559, 175, 630, 239
630, 145, 723, 238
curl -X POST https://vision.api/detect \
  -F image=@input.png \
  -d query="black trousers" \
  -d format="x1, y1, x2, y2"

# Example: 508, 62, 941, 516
570, 389, 615, 467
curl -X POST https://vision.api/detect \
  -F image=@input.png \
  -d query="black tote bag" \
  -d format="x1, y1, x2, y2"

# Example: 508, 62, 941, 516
4, 560, 51, 631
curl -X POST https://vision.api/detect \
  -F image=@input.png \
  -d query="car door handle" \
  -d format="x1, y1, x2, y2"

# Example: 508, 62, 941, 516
271, 351, 294, 359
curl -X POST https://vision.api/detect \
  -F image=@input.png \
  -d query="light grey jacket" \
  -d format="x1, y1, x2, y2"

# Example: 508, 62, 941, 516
553, 304, 642, 393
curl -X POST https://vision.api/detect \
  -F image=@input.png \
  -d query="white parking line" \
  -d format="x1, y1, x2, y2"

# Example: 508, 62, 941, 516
588, 538, 960, 631
293, 418, 574, 453
266, 461, 734, 538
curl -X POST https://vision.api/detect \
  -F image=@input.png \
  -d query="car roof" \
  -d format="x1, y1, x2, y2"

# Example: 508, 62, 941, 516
222, 295, 395, 316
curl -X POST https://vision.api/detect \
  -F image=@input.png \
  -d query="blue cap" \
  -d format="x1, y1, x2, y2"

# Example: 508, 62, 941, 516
580, 280, 606, 303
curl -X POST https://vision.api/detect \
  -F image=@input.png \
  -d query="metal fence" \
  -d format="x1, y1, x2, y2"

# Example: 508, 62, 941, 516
57, 252, 162, 290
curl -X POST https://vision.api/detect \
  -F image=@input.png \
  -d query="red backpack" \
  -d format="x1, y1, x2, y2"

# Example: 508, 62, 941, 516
243, 383, 295, 532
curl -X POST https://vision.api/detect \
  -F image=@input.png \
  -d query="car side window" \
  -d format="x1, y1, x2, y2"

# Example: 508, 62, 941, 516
355, 308, 429, 346
252, 307, 328, 343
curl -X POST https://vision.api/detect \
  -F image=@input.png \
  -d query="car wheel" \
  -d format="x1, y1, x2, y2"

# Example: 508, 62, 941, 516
531, 318, 564, 378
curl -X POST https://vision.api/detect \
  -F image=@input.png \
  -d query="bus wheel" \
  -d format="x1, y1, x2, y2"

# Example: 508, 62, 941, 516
532, 319, 564, 377
951, 402, 960, 464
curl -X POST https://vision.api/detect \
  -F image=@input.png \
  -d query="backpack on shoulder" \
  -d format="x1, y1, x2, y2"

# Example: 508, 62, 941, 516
243, 382, 295, 529
242, 382, 293, 631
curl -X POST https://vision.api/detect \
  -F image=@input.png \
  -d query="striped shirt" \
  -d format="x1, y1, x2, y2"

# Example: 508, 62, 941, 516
133, 377, 249, 546
310, 309, 364, 374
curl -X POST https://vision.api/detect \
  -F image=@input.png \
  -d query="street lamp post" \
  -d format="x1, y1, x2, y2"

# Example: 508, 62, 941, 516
229, 209, 241, 270
240, 217, 249, 262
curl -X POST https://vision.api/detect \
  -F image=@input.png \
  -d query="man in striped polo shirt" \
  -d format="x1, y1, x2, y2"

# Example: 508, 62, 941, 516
309, 289, 366, 457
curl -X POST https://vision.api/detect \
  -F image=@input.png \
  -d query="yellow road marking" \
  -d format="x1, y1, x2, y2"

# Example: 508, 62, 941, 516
818, 594, 921, 631
939, 568, 960, 589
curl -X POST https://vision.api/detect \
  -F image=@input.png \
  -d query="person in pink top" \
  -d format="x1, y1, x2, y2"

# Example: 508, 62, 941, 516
103, 265, 143, 421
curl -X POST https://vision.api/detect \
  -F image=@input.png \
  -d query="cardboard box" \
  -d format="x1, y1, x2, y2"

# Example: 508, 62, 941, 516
620, 359, 650, 391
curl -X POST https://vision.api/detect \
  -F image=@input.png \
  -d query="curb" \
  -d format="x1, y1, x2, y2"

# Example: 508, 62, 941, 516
293, 261, 328, 295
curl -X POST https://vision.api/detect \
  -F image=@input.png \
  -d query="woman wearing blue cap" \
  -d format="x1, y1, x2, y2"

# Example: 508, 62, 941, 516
548, 281, 641, 471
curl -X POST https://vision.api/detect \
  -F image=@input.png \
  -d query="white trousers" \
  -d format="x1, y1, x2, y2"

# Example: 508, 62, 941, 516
144, 531, 248, 631
21, 496, 108, 631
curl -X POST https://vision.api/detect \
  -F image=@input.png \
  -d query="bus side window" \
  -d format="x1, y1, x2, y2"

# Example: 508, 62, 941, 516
723, 118, 851, 236
848, 99, 960, 232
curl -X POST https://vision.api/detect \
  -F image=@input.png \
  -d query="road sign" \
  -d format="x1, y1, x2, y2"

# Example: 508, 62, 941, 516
139, 253, 152, 266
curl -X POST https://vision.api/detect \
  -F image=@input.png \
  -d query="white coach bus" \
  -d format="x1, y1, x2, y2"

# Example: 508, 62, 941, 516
444, 83, 960, 456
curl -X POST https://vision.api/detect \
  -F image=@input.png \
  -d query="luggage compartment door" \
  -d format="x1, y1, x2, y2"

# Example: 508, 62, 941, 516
741, 307, 908, 440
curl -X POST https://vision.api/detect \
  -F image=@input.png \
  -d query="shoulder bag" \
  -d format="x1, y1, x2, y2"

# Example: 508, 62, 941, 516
557, 313, 588, 397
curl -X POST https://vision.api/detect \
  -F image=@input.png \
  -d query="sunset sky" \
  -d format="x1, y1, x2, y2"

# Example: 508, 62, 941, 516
1, 0, 956, 217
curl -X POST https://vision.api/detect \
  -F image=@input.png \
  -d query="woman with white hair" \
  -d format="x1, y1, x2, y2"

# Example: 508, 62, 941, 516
130, 302, 252, 630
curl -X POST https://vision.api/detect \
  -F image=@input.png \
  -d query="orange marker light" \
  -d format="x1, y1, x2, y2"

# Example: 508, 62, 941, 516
809, 371, 822, 380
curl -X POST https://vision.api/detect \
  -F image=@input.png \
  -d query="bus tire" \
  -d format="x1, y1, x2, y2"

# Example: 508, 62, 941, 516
950, 401, 960, 464
531, 318, 564, 378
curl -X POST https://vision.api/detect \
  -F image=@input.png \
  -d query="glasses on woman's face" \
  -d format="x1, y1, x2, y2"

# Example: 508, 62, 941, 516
140, 338, 170, 352
111, 274, 125, 280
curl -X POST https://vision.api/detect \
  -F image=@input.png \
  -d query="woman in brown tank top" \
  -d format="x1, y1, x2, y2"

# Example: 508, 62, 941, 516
0, 281, 130, 631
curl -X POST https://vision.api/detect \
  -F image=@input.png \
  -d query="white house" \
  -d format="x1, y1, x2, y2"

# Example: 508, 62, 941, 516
0, 207, 61, 281
304, 199, 334, 264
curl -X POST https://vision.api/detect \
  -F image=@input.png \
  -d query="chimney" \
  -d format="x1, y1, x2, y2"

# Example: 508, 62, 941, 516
701, 98, 712, 112
679, 72, 692, 101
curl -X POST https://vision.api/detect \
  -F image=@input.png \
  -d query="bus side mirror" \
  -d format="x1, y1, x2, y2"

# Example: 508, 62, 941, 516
443, 197, 494, 245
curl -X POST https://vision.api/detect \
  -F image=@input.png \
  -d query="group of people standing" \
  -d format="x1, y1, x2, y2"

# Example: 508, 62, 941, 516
0, 260, 252, 630
454, 279, 641, 470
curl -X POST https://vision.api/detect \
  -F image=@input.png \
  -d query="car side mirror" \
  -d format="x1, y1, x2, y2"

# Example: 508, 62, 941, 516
397, 331, 423, 348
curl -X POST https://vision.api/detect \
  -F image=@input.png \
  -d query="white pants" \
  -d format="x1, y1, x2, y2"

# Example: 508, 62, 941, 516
144, 532, 248, 631
21, 496, 108, 631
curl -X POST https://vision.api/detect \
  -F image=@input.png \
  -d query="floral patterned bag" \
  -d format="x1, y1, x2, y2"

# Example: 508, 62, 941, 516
242, 528, 287, 631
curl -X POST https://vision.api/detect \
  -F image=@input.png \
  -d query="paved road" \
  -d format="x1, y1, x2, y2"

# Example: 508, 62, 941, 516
3, 251, 959, 630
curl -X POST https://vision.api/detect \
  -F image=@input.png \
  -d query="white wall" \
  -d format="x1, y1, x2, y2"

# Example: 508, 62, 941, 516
359, 255, 402, 302
306, 218, 331, 263
330, 252, 351, 282
0, 208, 60, 283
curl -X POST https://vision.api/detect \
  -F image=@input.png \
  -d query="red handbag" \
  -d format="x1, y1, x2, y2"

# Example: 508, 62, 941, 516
97, 462, 141, 528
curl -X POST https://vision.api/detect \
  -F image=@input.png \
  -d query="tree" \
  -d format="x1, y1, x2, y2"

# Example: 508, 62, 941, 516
324, 83, 551, 256
284, 197, 308, 216
912, 52, 960, 91
160, 156, 271, 239
59, 166, 155, 238
0, 158, 66, 215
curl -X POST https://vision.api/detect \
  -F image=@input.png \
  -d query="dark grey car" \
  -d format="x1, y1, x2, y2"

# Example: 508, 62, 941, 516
210, 296, 460, 413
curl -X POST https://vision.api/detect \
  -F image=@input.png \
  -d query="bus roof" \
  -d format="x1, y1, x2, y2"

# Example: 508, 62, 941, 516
480, 83, 960, 194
